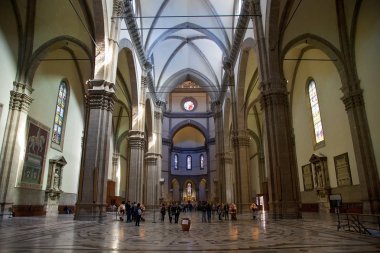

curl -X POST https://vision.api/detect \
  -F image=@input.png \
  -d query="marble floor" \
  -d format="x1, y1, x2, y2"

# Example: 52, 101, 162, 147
0, 211, 379, 252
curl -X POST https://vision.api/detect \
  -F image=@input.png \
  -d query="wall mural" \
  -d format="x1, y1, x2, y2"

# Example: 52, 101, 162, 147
21, 117, 50, 187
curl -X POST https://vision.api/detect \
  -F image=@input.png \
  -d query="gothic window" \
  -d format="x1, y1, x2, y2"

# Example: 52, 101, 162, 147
174, 154, 178, 170
51, 81, 69, 150
187, 155, 192, 170
200, 154, 204, 169
308, 79, 324, 145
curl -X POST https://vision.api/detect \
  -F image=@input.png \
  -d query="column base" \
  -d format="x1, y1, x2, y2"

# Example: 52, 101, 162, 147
74, 203, 107, 221
269, 201, 302, 219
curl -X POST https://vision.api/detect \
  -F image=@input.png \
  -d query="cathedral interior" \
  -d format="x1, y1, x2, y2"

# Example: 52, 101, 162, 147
0, 0, 379, 251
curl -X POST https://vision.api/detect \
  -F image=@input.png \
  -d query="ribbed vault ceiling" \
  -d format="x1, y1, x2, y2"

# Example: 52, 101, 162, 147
130, 0, 242, 101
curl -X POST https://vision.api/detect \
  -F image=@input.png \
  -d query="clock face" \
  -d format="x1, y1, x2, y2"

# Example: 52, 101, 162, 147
183, 100, 195, 111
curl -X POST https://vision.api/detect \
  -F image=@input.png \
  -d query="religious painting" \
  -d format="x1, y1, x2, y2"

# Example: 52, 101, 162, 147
334, 153, 352, 186
302, 163, 314, 191
21, 117, 50, 187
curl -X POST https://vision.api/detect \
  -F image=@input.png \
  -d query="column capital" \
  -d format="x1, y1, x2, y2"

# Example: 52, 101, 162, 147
9, 90, 33, 112
232, 134, 250, 148
113, 0, 125, 17
128, 130, 145, 149
341, 89, 364, 110
86, 90, 116, 112
260, 88, 289, 109
13, 81, 34, 95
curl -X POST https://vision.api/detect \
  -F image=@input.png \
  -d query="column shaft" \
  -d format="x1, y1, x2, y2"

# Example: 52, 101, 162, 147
75, 80, 115, 221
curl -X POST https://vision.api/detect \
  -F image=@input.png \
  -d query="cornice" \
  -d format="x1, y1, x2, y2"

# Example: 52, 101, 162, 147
163, 112, 213, 118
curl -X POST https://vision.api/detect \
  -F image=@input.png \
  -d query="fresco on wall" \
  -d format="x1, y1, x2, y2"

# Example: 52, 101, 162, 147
21, 117, 49, 186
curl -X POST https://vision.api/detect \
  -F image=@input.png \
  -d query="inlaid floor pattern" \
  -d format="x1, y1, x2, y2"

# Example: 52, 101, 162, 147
0, 211, 379, 252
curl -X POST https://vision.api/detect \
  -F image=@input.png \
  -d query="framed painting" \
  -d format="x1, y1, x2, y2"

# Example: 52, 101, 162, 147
21, 117, 50, 188
334, 153, 352, 187
302, 163, 314, 191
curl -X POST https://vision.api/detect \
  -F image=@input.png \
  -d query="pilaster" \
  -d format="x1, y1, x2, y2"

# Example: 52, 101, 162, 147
342, 89, 380, 213
0, 82, 33, 214
74, 80, 115, 221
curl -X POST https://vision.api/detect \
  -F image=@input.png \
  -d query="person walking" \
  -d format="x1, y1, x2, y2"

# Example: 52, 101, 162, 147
135, 203, 142, 226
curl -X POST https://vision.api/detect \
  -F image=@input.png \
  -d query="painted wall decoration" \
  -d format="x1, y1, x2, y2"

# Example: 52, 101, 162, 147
21, 117, 50, 187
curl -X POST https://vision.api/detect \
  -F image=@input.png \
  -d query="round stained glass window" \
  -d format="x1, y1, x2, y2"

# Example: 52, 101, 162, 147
182, 97, 197, 111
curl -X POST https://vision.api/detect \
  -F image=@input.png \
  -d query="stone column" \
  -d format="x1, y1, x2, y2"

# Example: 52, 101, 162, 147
153, 107, 163, 202
232, 133, 251, 212
260, 82, 301, 219
144, 154, 158, 208
127, 130, 145, 203
0, 82, 33, 214
342, 90, 380, 213
112, 153, 120, 196
223, 152, 234, 204
211, 101, 225, 203
248, 0, 301, 218
74, 80, 115, 221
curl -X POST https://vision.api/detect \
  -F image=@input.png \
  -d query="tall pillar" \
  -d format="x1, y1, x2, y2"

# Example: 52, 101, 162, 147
247, 0, 301, 218
144, 154, 158, 208
112, 153, 120, 196
74, 80, 115, 221
211, 101, 225, 203
222, 152, 234, 204
260, 81, 301, 219
232, 133, 251, 212
342, 90, 380, 213
0, 82, 33, 214
127, 130, 145, 203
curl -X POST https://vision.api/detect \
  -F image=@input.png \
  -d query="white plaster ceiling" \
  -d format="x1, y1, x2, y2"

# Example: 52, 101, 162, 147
133, 0, 242, 100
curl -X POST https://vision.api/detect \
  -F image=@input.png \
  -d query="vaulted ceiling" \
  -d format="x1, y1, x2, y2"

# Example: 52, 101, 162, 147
125, 0, 244, 102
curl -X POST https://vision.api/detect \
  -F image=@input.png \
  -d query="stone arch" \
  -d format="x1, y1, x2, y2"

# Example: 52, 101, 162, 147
170, 120, 209, 140
281, 33, 348, 92
26, 36, 93, 85
118, 38, 138, 109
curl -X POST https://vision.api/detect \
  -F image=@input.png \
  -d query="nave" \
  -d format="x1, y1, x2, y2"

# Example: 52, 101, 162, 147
0, 212, 379, 252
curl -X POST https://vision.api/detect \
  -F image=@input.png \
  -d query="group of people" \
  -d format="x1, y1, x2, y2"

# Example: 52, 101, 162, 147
114, 200, 260, 225
117, 201, 144, 226
160, 202, 181, 223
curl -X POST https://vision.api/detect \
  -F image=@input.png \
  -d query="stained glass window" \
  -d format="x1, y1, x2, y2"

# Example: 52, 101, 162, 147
174, 154, 178, 170
308, 80, 324, 144
52, 81, 68, 146
187, 155, 192, 170
200, 154, 204, 169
